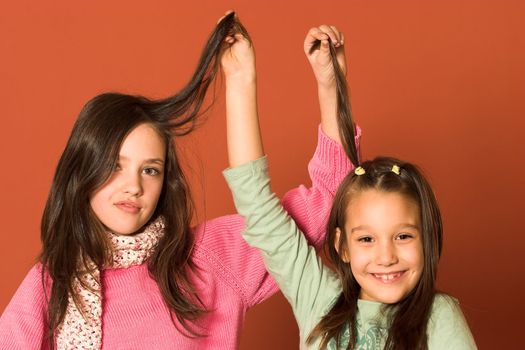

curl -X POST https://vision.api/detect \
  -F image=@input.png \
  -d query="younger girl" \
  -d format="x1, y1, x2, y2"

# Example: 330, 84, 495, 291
224, 25, 477, 349
0, 14, 361, 349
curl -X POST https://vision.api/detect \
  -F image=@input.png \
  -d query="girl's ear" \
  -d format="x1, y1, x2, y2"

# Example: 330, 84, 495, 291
334, 227, 350, 263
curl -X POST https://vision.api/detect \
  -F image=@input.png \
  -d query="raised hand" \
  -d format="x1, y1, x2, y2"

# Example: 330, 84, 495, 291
219, 12, 255, 84
304, 25, 346, 89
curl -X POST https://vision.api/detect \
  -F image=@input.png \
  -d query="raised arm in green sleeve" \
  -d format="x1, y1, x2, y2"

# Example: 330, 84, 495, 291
224, 157, 341, 331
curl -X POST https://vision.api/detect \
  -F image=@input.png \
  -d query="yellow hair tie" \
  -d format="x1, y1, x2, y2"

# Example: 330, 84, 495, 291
391, 165, 400, 175
354, 166, 366, 176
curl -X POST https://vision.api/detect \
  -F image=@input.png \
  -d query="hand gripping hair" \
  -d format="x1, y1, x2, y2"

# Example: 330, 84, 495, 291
146, 11, 251, 135
309, 38, 359, 167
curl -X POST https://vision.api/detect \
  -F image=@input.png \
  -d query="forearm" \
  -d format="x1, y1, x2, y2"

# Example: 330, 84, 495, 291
226, 77, 264, 167
317, 84, 341, 143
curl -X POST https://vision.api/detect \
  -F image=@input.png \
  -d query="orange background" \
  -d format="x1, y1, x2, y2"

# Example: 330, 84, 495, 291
1, 1, 523, 348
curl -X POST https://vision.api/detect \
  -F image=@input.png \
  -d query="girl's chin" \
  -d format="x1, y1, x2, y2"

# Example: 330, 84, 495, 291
106, 225, 144, 236
359, 287, 413, 304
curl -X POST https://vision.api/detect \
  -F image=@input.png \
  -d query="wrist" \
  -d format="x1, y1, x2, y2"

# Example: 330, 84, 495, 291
225, 71, 256, 86
318, 85, 337, 120
317, 77, 337, 90
317, 82, 337, 97
226, 76, 257, 102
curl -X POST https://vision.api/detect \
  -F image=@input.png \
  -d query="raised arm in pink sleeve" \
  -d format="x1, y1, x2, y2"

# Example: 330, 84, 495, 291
282, 125, 361, 247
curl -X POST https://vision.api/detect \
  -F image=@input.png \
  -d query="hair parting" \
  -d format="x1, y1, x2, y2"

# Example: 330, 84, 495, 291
40, 12, 249, 344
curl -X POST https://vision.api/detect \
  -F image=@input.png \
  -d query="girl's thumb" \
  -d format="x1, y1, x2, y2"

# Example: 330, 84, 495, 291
321, 39, 329, 52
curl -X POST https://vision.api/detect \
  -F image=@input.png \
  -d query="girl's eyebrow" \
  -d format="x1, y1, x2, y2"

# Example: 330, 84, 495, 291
145, 158, 165, 165
118, 155, 165, 165
350, 223, 419, 233
351, 225, 372, 233
396, 223, 420, 230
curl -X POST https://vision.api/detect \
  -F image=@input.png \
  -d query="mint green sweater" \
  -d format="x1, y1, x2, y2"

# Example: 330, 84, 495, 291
224, 157, 477, 350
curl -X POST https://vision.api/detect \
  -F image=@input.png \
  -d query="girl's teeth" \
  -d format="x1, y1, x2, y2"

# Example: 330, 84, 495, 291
374, 273, 400, 281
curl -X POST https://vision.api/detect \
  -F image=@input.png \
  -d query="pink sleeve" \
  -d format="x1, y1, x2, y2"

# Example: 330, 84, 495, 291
281, 125, 361, 247
199, 126, 361, 308
192, 214, 278, 307
0, 264, 50, 349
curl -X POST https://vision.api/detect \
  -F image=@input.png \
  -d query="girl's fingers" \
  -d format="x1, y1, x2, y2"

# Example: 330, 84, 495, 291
319, 24, 339, 44
233, 33, 245, 41
305, 25, 344, 54
329, 25, 343, 46
329, 25, 341, 40
318, 24, 340, 46
305, 27, 329, 52
223, 33, 248, 46
310, 27, 329, 41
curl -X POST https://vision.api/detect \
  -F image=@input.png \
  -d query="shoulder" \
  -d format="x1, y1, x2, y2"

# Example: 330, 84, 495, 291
190, 214, 276, 306
192, 214, 245, 245
0, 263, 49, 321
191, 214, 248, 269
430, 293, 469, 324
431, 293, 460, 313
429, 294, 466, 328
14, 263, 49, 295
0, 264, 49, 348
427, 294, 477, 349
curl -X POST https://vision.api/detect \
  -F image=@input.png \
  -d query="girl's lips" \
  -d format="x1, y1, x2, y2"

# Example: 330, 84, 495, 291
114, 201, 141, 214
370, 271, 406, 284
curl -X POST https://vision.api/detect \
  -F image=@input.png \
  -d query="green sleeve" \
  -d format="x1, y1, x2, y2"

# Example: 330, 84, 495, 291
427, 294, 477, 349
223, 157, 341, 331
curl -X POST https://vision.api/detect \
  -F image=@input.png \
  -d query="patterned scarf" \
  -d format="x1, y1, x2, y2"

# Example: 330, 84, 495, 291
55, 217, 165, 349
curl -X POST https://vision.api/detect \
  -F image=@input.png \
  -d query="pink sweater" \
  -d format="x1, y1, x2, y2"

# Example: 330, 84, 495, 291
0, 127, 359, 349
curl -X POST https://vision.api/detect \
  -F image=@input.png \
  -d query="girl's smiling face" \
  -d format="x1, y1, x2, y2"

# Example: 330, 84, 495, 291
337, 189, 424, 304
89, 123, 166, 235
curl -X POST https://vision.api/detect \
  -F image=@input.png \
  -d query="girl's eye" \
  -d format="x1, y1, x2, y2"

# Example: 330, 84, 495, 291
143, 167, 161, 176
396, 233, 413, 240
113, 163, 122, 171
358, 236, 373, 243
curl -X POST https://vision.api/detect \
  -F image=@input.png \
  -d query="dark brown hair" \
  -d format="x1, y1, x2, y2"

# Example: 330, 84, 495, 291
306, 41, 443, 349
40, 12, 248, 342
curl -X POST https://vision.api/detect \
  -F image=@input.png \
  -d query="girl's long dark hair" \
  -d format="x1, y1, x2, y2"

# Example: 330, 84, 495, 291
40, 12, 248, 342
306, 41, 442, 349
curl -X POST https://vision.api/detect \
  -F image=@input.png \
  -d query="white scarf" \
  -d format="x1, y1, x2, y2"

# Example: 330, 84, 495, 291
55, 217, 165, 349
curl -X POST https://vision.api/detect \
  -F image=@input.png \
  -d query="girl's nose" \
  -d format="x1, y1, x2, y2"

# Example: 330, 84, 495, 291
123, 172, 143, 196
375, 241, 398, 266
